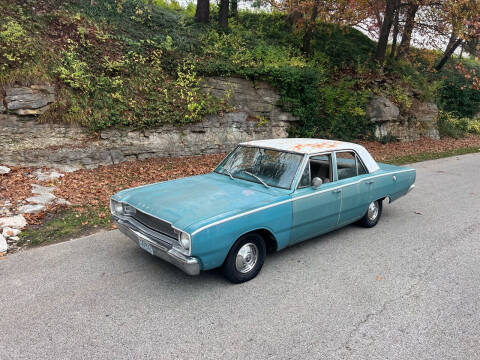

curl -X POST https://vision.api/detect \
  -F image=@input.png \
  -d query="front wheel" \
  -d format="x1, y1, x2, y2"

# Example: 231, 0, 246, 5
359, 199, 383, 228
222, 233, 266, 283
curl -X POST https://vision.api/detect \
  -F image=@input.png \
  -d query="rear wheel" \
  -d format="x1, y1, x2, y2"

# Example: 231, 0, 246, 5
222, 233, 266, 283
359, 199, 382, 228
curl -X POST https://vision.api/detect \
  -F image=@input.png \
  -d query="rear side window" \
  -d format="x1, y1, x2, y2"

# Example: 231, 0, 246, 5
357, 159, 367, 175
336, 151, 367, 180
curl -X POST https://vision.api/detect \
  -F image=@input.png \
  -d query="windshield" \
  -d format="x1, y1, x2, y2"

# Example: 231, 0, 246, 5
215, 146, 303, 189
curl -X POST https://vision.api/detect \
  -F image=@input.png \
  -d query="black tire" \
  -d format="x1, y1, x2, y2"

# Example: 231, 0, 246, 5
222, 233, 266, 284
359, 199, 383, 228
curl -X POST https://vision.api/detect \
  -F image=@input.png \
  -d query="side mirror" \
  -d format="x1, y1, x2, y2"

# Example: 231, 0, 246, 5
312, 177, 323, 189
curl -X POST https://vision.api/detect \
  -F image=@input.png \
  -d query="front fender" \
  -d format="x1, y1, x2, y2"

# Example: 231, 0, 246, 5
190, 201, 292, 271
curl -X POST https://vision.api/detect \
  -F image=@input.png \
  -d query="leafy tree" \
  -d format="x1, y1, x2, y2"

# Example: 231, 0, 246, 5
230, 0, 238, 20
374, 0, 399, 63
435, 0, 480, 70
195, 0, 210, 23
219, 0, 229, 30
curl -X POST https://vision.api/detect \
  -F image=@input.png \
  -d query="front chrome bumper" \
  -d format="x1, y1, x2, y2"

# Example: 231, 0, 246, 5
408, 184, 416, 193
113, 216, 200, 275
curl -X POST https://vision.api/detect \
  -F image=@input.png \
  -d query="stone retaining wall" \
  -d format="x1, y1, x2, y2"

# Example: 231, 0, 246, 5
1, 77, 443, 170
1, 77, 297, 170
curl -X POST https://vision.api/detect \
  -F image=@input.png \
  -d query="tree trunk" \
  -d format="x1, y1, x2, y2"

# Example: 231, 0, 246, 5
390, 6, 400, 58
219, 0, 229, 30
375, 0, 398, 64
230, 0, 238, 20
445, 31, 457, 54
195, 0, 210, 23
148, 0, 152, 13
301, 4, 319, 56
435, 38, 463, 71
396, 3, 419, 59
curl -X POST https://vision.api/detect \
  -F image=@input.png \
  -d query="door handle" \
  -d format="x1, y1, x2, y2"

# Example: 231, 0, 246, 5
332, 189, 342, 193
365, 181, 374, 185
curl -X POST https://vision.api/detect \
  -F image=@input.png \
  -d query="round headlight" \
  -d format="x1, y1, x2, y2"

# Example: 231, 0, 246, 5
179, 232, 191, 251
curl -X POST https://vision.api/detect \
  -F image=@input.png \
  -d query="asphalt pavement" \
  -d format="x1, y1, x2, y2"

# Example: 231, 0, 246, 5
1, 153, 479, 360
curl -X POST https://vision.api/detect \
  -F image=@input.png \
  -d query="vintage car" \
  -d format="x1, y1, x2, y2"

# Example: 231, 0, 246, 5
111, 138, 416, 283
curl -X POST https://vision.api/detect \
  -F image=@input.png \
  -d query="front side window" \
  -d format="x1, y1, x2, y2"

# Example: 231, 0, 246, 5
298, 154, 332, 189
215, 146, 303, 189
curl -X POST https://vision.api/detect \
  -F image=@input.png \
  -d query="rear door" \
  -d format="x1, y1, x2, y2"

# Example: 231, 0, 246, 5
335, 151, 372, 225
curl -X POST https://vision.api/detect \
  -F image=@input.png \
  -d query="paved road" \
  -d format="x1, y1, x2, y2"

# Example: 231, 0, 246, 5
1, 154, 480, 360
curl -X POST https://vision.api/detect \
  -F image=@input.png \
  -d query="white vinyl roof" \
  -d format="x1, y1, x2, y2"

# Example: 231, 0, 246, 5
241, 138, 380, 173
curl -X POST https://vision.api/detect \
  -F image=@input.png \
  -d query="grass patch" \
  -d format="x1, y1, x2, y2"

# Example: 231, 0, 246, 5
19, 206, 111, 247
385, 147, 480, 165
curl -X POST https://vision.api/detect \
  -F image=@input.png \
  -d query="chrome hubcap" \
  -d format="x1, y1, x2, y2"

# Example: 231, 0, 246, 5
367, 201, 379, 221
235, 243, 258, 274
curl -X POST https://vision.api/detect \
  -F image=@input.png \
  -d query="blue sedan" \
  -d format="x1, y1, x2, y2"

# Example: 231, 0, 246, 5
111, 138, 416, 283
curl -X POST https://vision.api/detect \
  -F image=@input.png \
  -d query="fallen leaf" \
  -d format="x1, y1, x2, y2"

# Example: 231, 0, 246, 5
414, 211, 423, 215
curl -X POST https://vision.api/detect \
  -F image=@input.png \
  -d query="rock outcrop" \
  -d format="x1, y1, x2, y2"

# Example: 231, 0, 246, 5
367, 95, 439, 141
2, 84, 55, 115
366, 96, 400, 123
1, 77, 298, 170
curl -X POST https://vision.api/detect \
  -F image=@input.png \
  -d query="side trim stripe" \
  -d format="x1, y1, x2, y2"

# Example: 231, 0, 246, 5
191, 169, 415, 236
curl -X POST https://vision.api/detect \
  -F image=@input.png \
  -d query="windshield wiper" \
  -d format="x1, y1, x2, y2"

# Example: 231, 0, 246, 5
241, 170, 270, 189
223, 168, 234, 180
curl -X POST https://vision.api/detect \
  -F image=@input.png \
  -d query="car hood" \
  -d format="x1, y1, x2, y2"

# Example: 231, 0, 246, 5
113, 173, 288, 232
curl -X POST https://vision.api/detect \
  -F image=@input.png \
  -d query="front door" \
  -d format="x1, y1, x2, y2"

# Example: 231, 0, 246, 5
290, 154, 341, 245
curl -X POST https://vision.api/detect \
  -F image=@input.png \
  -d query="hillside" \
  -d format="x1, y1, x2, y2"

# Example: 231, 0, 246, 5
1, 0, 480, 141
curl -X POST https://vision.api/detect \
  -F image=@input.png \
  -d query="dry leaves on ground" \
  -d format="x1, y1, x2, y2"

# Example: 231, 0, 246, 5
1, 136, 480, 225
359, 136, 480, 162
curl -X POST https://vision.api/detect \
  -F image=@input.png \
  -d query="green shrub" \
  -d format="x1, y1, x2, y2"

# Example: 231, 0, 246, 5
438, 110, 480, 138
438, 60, 480, 118
0, 18, 34, 71
311, 23, 376, 67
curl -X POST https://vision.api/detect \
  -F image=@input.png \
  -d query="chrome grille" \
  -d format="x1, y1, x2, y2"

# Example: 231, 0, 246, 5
132, 210, 177, 239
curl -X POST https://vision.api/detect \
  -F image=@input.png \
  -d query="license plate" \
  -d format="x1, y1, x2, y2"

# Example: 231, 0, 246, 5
138, 238, 154, 255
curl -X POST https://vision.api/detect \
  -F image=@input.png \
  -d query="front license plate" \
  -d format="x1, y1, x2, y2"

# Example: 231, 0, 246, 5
138, 238, 154, 255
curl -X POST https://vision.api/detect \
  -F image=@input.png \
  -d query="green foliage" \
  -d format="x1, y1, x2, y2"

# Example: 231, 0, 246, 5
0, 18, 34, 71
437, 60, 480, 118
197, 19, 373, 141
53, 37, 224, 130
385, 57, 440, 102
55, 43, 92, 92
19, 207, 111, 247
387, 85, 412, 112
311, 23, 376, 67
438, 110, 480, 139
3, 0, 480, 141
313, 78, 372, 140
